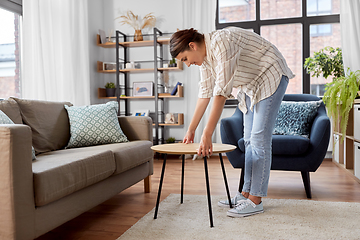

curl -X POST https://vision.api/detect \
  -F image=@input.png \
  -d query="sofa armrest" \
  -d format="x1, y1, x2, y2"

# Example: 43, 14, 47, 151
118, 116, 153, 142
0, 124, 35, 239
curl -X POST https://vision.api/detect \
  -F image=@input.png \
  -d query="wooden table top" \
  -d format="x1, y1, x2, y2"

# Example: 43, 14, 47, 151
150, 143, 236, 155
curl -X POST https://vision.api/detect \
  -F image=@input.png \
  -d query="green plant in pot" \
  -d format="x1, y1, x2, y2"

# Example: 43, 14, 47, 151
304, 46, 344, 79
105, 82, 116, 97
166, 137, 176, 144
323, 69, 360, 141
304, 46, 360, 142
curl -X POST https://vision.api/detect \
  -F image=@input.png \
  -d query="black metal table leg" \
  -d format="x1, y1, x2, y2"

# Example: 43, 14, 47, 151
203, 156, 214, 228
181, 154, 185, 204
219, 153, 232, 208
154, 153, 167, 219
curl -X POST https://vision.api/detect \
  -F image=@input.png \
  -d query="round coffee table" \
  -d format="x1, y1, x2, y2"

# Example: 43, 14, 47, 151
151, 143, 236, 227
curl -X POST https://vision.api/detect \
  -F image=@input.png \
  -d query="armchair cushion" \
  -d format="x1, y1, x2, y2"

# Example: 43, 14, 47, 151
273, 100, 322, 138
238, 135, 310, 155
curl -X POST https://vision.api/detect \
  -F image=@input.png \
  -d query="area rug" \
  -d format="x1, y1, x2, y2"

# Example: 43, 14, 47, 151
117, 194, 360, 240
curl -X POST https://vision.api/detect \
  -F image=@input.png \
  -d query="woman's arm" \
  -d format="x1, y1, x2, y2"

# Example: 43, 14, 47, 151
183, 97, 210, 144
199, 95, 227, 156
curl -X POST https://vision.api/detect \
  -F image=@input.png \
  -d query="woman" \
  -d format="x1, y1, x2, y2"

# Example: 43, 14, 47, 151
170, 27, 294, 218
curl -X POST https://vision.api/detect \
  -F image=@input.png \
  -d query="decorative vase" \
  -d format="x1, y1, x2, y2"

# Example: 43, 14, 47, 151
134, 30, 143, 41
106, 88, 116, 97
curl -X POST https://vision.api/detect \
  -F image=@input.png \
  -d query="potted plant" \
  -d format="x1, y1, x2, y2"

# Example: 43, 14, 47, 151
115, 11, 156, 41
169, 58, 177, 68
304, 46, 360, 142
322, 69, 360, 141
166, 137, 176, 144
105, 82, 116, 97
304, 46, 344, 79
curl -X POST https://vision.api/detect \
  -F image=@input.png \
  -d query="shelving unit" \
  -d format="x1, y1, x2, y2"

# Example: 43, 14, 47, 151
332, 99, 360, 183
96, 28, 184, 145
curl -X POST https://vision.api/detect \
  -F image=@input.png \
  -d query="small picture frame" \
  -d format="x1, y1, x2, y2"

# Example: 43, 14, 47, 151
133, 81, 154, 97
98, 29, 106, 44
132, 110, 150, 117
103, 62, 119, 71
165, 113, 178, 124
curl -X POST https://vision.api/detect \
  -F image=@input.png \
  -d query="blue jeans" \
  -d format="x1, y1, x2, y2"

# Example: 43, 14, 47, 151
242, 75, 288, 197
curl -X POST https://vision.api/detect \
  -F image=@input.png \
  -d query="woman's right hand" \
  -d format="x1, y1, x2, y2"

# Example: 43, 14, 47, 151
183, 129, 195, 144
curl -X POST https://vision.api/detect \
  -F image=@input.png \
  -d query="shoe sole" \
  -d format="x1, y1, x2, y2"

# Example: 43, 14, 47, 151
227, 209, 264, 218
217, 201, 233, 208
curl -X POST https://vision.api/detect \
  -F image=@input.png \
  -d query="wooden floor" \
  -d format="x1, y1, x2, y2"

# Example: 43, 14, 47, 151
36, 156, 360, 240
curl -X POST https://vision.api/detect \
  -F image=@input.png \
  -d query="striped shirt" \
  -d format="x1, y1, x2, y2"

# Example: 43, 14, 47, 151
199, 27, 295, 114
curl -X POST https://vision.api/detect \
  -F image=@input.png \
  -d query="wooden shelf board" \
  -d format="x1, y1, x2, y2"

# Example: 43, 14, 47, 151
98, 70, 117, 73
153, 123, 184, 126
346, 135, 355, 140
96, 35, 170, 48
121, 96, 155, 99
99, 97, 117, 99
97, 61, 183, 73
120, 68, 154, 73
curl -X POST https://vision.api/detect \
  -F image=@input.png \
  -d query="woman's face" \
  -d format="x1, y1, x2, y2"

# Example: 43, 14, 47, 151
176, 42, 205, 67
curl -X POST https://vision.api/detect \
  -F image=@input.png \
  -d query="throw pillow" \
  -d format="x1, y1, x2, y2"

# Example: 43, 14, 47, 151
65, 101, 128, 148
0, 110, 36, 160
11, 97, 73, 154
273, 100, 322, 138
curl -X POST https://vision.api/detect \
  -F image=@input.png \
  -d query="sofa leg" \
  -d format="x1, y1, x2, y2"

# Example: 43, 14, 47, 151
238, 168, 245, 193
144, 175, 151, 193
301, 171, 311, 199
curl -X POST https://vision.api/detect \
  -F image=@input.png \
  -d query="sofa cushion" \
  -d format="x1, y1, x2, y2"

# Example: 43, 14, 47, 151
33, 149, 116, 206
0, 98, 22, 124
0, 110, 36, 160
65, 140, 153, 174
11, 97, 72, 154
64, 101, 128, 148
273, 100, 322, 138
238, 135, 310, 155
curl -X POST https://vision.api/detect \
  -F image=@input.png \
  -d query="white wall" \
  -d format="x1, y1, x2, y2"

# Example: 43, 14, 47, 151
88, 0, 105, 105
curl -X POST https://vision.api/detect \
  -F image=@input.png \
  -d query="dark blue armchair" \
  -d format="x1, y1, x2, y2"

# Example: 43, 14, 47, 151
220, 94, 331, 198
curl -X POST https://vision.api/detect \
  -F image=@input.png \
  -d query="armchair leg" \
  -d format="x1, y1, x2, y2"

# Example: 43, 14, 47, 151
301, 171, 311, 199
238, 168, 245, 193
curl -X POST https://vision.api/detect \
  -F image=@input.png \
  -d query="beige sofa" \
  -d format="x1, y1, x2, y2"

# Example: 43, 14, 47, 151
0, 98, 153, 240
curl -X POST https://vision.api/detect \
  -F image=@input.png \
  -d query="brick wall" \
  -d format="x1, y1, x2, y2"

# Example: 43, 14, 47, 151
0, 76, 17, 98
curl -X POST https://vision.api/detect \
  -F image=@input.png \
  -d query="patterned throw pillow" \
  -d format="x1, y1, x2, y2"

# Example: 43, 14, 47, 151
0, 110, 36, 160
65, 101, 128, 148
273, 100, 322, 138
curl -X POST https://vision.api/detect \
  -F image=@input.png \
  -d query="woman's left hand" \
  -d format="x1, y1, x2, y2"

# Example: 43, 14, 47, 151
198, 132, 213, 157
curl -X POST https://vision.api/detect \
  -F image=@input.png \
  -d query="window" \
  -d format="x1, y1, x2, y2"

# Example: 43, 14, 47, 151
216, 0, 340, 96
218, 0, 256, 23
310, 23, 341, 97
0, 6, 21, 99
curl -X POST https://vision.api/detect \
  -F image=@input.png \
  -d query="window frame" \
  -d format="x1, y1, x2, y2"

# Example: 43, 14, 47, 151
215, 0, 340, 95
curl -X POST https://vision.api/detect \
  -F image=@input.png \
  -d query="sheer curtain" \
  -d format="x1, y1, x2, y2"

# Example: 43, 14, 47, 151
22, 0, 90, 106
340, 1, 360, 72
182, 0, 216, 144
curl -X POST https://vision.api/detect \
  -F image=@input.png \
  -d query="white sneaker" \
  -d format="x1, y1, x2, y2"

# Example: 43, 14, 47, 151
217, 193, 247, 208
227, 199, 264, 218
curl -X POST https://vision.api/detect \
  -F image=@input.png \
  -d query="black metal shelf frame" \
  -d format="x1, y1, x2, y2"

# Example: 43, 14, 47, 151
114, 28, 170, 145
